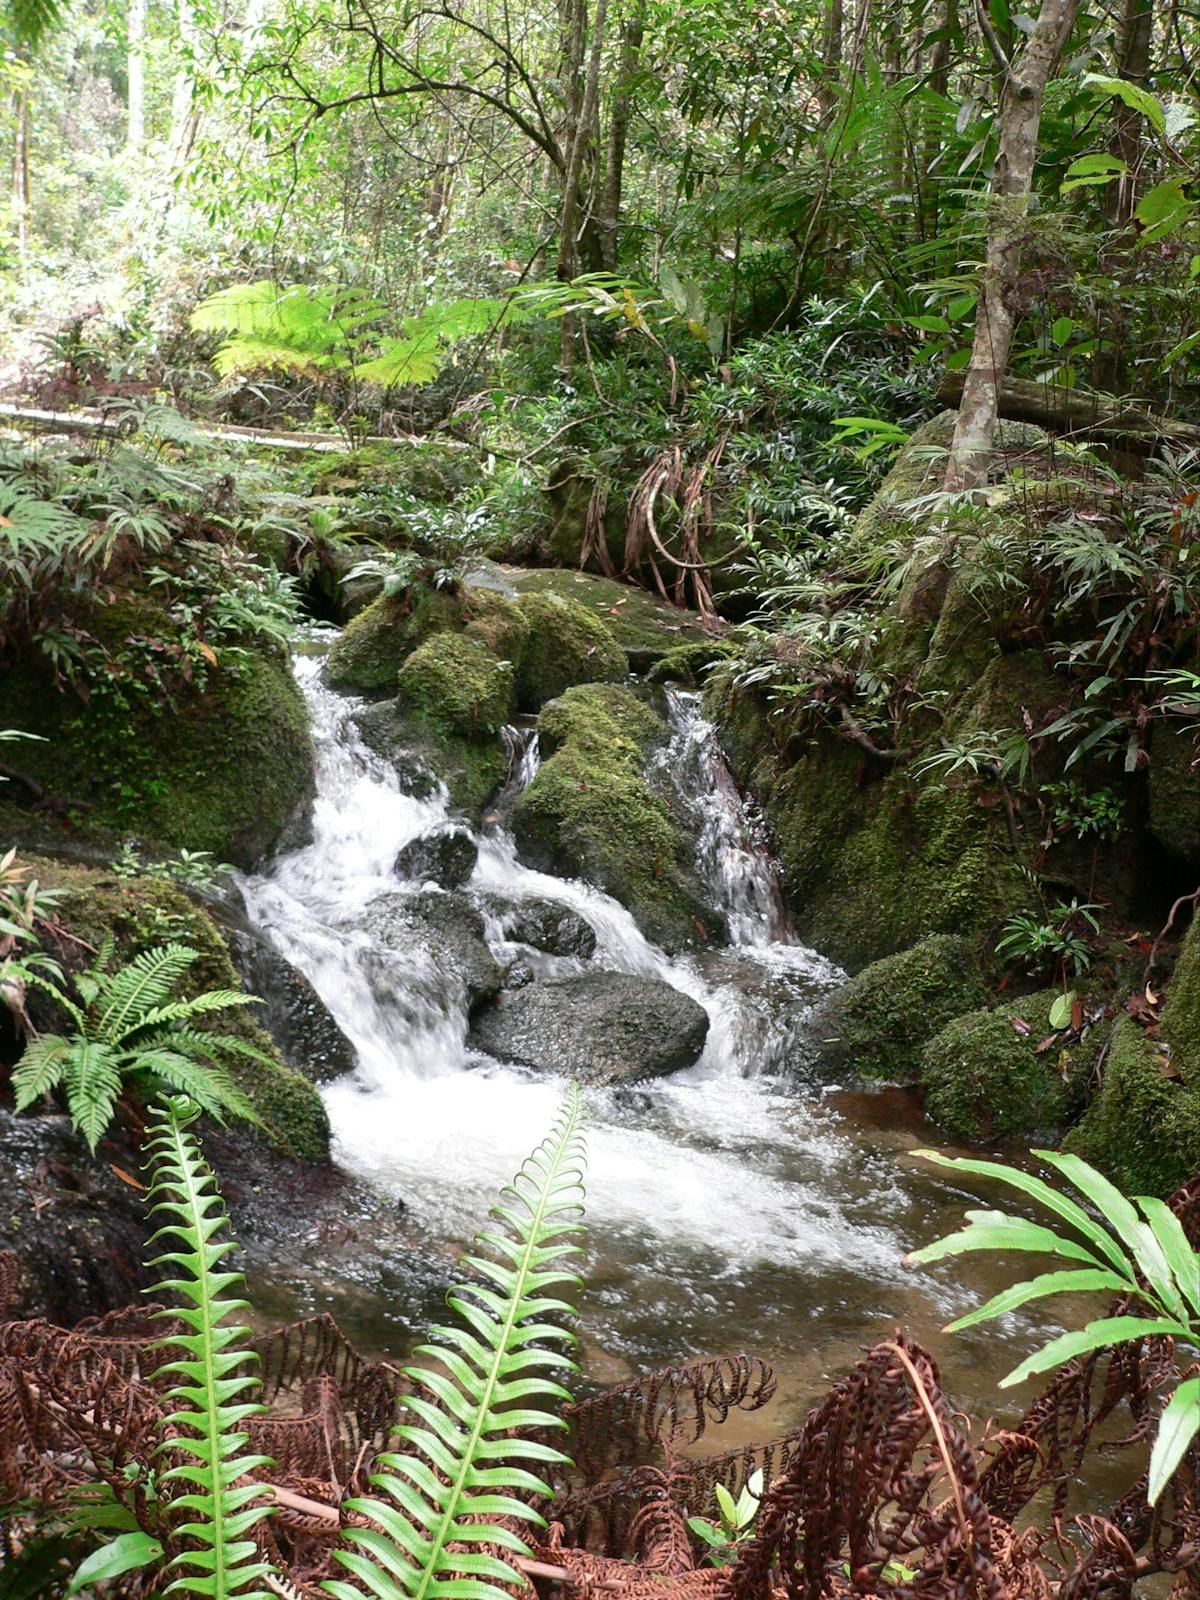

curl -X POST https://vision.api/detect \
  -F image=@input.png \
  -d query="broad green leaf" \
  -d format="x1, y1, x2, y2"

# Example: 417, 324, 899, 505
906, 1213, 1103, 1268
911, 1152, 1136, 1277
1035, 1151, 1187, 1320
1148, 1379, 1200, 1505
1135, 1197, 1200, 1316
69, 1532, 164, 1594
1081, 72, 1166, 133
944, 1267, 1131, 1332
1000, 1315, 1191, 1389
1048, 991, 1075, 1030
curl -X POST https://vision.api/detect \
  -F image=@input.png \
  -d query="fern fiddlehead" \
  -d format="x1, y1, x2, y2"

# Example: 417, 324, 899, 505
326, 1081, 588, 1600
145, 1095, 277, 1599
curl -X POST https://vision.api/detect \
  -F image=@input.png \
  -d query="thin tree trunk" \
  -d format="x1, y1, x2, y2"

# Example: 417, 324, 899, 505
1106, 0, 1152, 228
127, 0, 146, 152
557, 0, 609, 367
942, 0, 1081, 496
920, 0, 958, 232
596, 8, 643, 271
818, 0, 844, 114
11, 87, 30, 264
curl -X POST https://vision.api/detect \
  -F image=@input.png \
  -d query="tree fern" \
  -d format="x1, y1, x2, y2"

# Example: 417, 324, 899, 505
146, 1095, 278, 1599
11, 942, 267, 1150
325, 1081, 588, 1600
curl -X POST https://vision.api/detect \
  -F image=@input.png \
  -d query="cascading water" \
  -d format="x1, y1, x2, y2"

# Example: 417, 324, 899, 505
239, 641, 1046, 1409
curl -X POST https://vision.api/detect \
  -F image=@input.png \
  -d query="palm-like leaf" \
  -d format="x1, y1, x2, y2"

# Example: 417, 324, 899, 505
325, 1082, 588, 1600
2, 0, 66, 47
145, 1096, 277, 1599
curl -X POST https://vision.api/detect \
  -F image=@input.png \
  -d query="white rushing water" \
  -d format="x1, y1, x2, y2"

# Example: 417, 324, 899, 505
238, 646, 950, 1363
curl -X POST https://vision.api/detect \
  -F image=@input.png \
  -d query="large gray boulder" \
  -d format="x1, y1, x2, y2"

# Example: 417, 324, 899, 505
364, 890, 503, 1011
469, 970, 709, 1084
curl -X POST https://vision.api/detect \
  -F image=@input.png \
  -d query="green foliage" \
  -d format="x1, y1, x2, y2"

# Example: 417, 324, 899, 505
191, 282, 533, 390
995, 900, 1101, 982
10, 941, 267, 1151
324, 1080, 587, 1600
686, 1471, 763, 1567
909, 1149, 1200, 1505
144, 1095, 277, 1598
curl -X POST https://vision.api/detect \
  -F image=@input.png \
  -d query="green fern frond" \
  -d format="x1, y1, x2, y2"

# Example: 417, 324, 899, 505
325, 1082, 587, 1600
11, 1034, 72, 1110
62, 1039, 124, 1152
133, 990, 260, 1035
98, 943, 200, 1040
136, 1050, 258, 1125
145, 1096, 277, 1600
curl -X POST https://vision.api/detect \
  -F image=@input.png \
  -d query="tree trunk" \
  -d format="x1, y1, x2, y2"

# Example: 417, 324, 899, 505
596, 9, 643, 272
943, 0, 1081, 496
818, 0, 844, 114
127, 0, 146, 152
557, 0, 609, 367
1106, 0, 1152, 229
10, 86, 30, 264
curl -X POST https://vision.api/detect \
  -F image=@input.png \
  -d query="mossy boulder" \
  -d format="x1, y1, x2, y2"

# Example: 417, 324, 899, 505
1148, 720, 1200, 868
509, 568, 719, 672
806, 935, 987, 1083
512, 684, 714, 952
1066, 1016, 1200, 1196
13, 857, 330, 1162
513, 590, 628, 709
647, 639, 741, 686
326, 585, 462, 693
920, 990, 1100, 1142
0, 601, 313, 870
386, 633, 516, 813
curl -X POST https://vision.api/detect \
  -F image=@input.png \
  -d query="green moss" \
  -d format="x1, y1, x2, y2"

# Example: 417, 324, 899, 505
23, 857, 330, 1163
326, 586, 461, 692
397, 633, 515, 738
0, 611, 312, 870
510, 568, 717, 671
647, 639, 740, 686
513, 591, 628, 710
843, 412, 958, 565
921, 990, 1099, 1141
1148, 721, 1200, 867
461, 589, 530, 663
513, 685, 711, 951
1065, 1016, 1200, 1196
300, 441, 483, 502
1160, 917, 1200, 1090
537, 681, 663, 758
810, 935, 987, 1083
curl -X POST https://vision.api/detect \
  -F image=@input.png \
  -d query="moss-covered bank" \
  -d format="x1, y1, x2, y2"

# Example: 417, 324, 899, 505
11, 856, 330, 1162
0, 597, 313, 869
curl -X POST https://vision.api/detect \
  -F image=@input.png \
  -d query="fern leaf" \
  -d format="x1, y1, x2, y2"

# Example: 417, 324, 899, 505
61, 1040, 124, 1152
98, 944, 199, 1041
133, 990, 260, 1035
145, 1096, 277, 1600
325, 1082, 587, 1600
10, 1034, 72, 1110
135, 1049, 258, 1125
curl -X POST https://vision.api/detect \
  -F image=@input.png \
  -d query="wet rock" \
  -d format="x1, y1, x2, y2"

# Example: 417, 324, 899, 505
0, 1109, 153, 1323
469, 970, 709, 1084
364, 890, 503, 1010
353, 702, 440, 798
478, 894, 597, 959
224, 924, 358, 1085
396, 826, 478, 890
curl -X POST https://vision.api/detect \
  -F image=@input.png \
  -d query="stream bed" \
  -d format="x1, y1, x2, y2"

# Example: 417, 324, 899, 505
237, 639, 1103, 1453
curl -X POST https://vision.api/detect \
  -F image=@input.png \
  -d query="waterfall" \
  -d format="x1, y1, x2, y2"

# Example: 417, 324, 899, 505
237, 647, 943, 1363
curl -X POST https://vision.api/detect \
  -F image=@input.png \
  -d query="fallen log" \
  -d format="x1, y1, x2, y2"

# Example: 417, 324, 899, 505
0, 401, 469, 455
936, 373, 1200, 453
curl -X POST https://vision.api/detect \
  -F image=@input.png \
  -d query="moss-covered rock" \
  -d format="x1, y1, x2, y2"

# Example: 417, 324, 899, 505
513, 590, 628, 709
326, 586, 462, 692
920, 989, 1100, 1142
0, 603, 313, 870
1065, 1015, 1200, 1196
513, 684, 714, 951
14, 856, 330, 1162
647, 639, 741, 686
1148, 720, 1200, 868
807, 935, 987, 1083
708, 680, 1023, 970
509, 568, 719, 672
